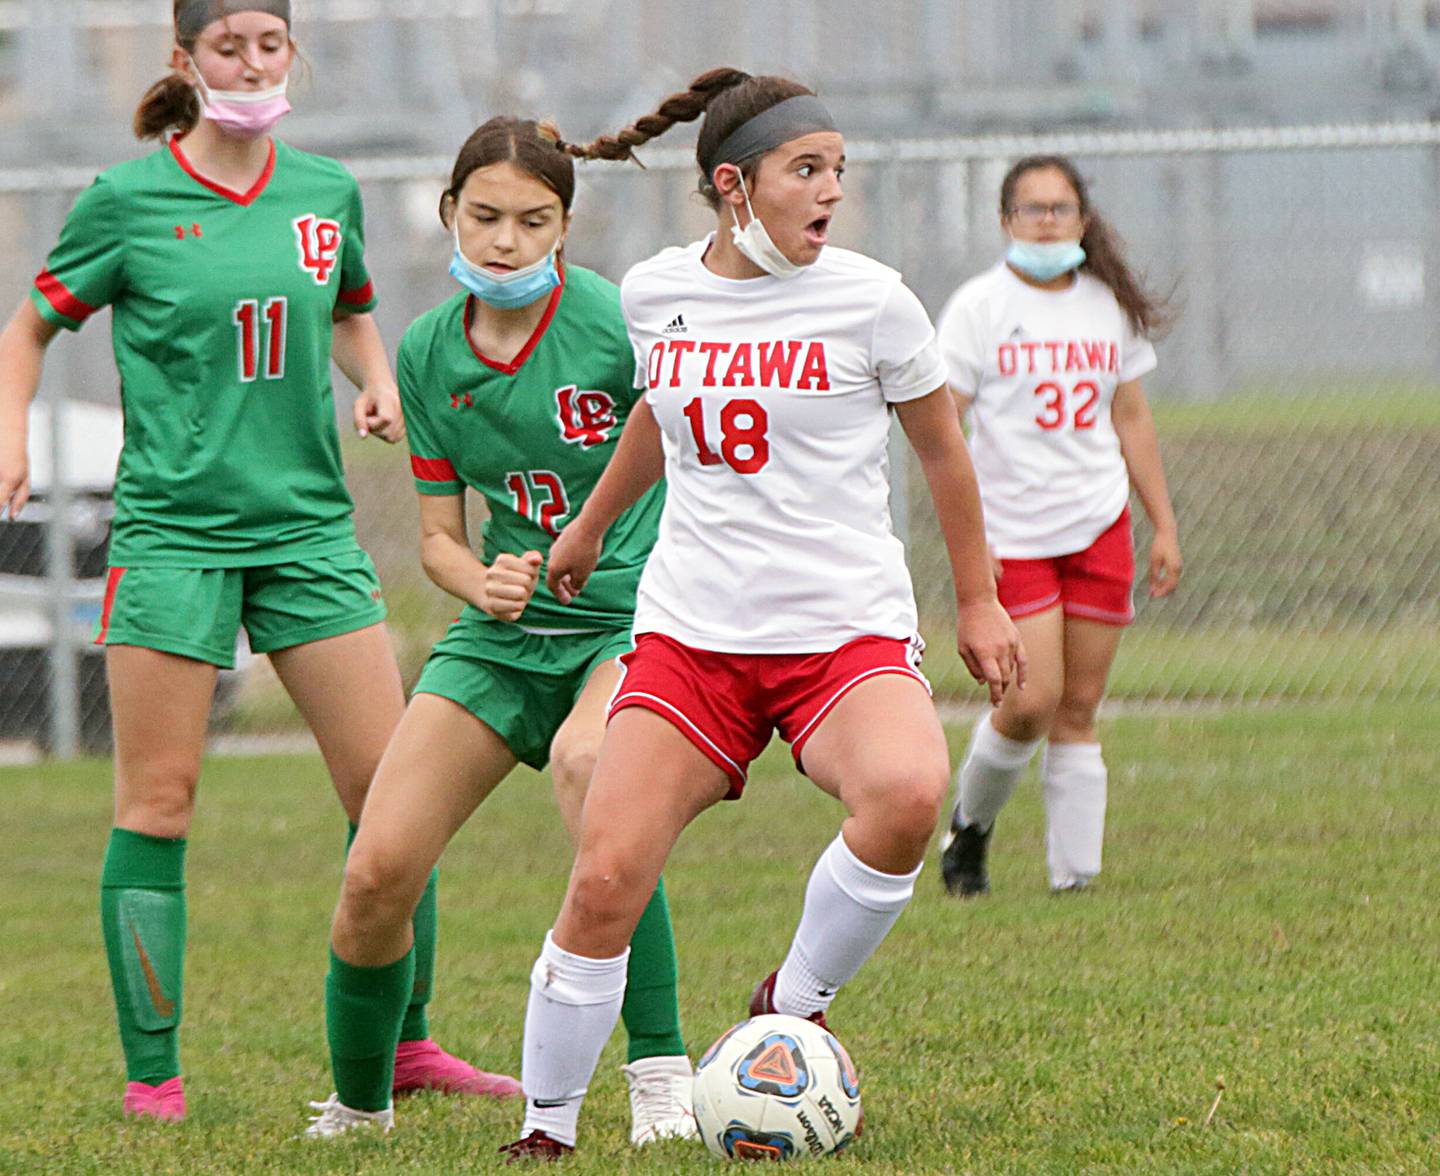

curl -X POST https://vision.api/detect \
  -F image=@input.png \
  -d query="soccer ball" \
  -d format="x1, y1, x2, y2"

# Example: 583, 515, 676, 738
692, 1014, 862, 1161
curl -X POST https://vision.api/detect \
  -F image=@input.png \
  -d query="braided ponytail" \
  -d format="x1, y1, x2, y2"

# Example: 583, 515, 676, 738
560, 67, 752, 164
562, 68, 814, 207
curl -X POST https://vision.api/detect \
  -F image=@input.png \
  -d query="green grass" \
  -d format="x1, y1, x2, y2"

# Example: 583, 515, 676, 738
1150, 384, 1440, 436
3, 703, 1438, 1173
917, 623, 1440, 702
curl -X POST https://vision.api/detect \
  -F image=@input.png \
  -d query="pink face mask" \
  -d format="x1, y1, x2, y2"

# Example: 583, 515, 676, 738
194, 74, 291, 139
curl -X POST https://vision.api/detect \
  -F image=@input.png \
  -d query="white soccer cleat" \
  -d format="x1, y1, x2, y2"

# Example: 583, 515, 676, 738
622, 1055, 699, 1146
304, 1093, 395, 1138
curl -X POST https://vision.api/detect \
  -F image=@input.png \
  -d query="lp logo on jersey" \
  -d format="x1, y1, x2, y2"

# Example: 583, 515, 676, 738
555, 386, 617, 449
293, 215, 342, 284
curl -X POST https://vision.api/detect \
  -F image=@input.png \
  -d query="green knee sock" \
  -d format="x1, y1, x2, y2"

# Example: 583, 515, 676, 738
100, 828, 187, 1085
346, 822, 436, 1044
622, 876, 685, 1062
325, 948, 415, 1112
399, 869, 437, 1043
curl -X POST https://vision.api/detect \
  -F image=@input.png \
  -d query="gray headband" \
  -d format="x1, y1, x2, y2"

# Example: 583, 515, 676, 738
703, 95, 838, 180
177, 0, 291, 42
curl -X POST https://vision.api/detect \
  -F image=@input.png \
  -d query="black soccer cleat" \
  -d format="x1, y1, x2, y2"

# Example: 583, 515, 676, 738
940, 810, 992, 897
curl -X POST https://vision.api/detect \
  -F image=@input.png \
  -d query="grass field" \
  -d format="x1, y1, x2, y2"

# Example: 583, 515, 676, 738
3, 702, 1438, 1173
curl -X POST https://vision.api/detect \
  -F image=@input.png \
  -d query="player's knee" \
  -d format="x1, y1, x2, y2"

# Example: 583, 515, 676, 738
1053, 689, 1102, 740
894, 768, 949, 841
114, 758, 200, 837
341, 844, 421, 931
1003, 686, 1062, 740
861, 762, 948, 850
549, 728, 602, 800
567, 854, 640, 932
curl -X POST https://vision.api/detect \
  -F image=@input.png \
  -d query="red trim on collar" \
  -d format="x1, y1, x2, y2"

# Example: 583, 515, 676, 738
461, 261, 566, 376
168, 137, 277, 207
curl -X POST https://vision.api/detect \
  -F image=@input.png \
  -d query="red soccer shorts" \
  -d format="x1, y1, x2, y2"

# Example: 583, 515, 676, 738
607, 632, 930, 797
995, 507, 1135, 626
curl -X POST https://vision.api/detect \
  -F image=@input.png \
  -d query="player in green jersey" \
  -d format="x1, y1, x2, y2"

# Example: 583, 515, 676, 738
0, 1, 510, 1123
306, 116, 694, 1145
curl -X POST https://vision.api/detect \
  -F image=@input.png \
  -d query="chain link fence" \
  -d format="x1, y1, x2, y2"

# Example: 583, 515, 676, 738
4, 121, 1439, 753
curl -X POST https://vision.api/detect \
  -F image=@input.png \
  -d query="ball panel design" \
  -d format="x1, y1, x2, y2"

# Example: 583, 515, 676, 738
692, 1014, 863, 1161
723, 1125, 798, 1160
736, 1032, 810, 1097
825, 1033, 861, 1100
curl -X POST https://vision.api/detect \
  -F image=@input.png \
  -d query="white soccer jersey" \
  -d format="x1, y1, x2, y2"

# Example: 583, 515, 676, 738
621, 237, 947, 653
937, 262, 1157, 559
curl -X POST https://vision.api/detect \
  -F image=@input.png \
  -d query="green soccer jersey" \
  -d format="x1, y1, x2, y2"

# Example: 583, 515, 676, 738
399, 265, 662, 631
31, 137, 378, 568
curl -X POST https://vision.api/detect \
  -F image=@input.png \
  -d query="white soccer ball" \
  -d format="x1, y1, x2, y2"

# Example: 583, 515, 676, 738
692, 1014, 862, 1161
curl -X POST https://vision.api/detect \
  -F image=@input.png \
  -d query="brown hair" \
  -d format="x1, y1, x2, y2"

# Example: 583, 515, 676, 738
557, 67, 814, 207
439, 117, 578, 224
133, 2, 293, 140
1000, 155, 1173, 338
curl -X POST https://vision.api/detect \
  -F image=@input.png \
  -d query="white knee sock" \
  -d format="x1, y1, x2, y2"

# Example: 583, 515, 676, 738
773, 833, 921, 1018
520, 930, 629, 1147
1042, 741, 1107, 889
957, 712, 1042, 831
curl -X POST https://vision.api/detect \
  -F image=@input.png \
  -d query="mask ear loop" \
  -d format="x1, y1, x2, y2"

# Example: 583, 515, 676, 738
724, 167, 760, 235
451, 216, 476, 267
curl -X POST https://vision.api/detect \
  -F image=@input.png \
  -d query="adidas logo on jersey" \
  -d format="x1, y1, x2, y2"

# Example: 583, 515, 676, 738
663, 314, 688, 334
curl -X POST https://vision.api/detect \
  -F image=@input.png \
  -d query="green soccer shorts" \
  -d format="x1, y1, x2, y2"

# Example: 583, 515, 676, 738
93, 548, 388, 669
413, 615, 634, 770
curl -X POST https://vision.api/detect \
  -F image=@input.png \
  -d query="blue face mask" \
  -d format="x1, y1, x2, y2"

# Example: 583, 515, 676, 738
1006, 237, 1086, 282
449, 222, 562, 310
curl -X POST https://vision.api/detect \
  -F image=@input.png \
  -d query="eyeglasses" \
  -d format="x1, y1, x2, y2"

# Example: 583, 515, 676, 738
1007, 202, 1083, 226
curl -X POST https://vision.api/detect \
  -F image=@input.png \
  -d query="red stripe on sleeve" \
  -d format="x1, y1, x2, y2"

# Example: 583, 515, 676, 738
94, 567, 126, 644
338, 279, 375, 307
35, 268, 97, 323
411, 455, 458, 483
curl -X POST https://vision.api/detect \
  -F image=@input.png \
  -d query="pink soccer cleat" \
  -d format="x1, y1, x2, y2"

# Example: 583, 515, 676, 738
392, 1038, 522, 1099
122, 1076, 186, 1122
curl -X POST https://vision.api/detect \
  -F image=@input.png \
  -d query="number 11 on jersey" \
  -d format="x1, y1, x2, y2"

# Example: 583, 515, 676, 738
233, 296, 288, 383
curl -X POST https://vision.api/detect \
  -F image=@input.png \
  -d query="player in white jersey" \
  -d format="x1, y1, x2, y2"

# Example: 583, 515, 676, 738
935, 155, 1182, 898
497, 68, 1022, 1159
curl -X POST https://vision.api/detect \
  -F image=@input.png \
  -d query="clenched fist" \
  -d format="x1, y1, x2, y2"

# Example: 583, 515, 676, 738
480, 550, 543, 622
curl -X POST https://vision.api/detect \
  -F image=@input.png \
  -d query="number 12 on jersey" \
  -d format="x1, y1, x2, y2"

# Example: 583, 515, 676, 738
507, 470, 570, 538
233, 297, 288, 383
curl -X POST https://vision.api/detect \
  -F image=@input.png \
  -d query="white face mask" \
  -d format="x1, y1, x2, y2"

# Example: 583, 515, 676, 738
728, 173, 806, 279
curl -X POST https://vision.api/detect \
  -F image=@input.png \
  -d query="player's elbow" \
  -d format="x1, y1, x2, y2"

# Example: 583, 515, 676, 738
418, 530, 461, 587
